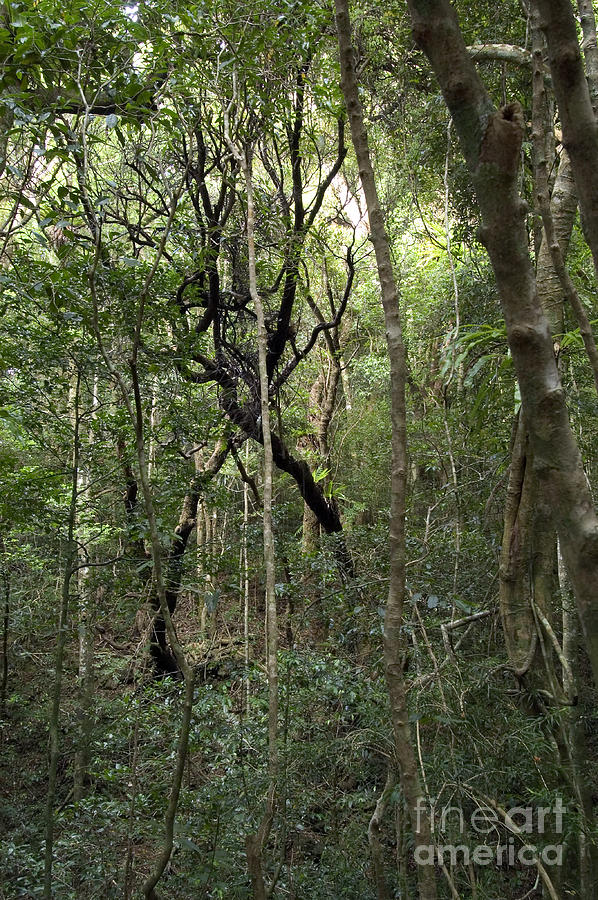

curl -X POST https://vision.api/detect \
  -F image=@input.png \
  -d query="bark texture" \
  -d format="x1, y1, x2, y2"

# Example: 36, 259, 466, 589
577, 0, 598, 116
335, 2, 437, 898
408, 0, 598, 691
534, 150, 577, 335
368, 767, 397, 900
534, 0, 598, 279
499, 417, 538, 674
531, 12, 598, 394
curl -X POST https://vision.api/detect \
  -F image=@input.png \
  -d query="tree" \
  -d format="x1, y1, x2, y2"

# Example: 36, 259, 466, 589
335, 1, 436, 898
407, 0, 598, 692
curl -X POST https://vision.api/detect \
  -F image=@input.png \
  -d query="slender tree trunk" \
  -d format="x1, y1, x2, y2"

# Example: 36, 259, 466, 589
499, 416, 540, 675
534, 151, 577, 336
224, 117, 279, 897
244, 153, 278, 898
408, 0, 598, 691
125, 365, 196, 900
73, 542, 95, 802
335, 3, 437, 898
534, 0, 598, 280
131, 363, 195, 900
531, 12, 598, 395
577, 0, 598, 116
74, 371, 98, 802
242, 442, 251, 712
0, 532, 9, 718
86, 164, 195, 897
368, 767, 397, 900
148, 379, 158, 481
43, 369, 82, 900
559, 541, 598, 895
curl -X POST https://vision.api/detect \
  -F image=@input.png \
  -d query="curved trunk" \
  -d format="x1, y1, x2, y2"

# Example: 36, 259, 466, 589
150, 439, 229, 672
408, 0, 598, 691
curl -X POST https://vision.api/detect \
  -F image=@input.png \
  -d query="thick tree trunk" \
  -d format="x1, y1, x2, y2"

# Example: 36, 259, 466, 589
335, 2, 437, 898
498, 19, 580, 684
408, 0, 598, 691
300, 371, 326, 553
218, 382, 343, 535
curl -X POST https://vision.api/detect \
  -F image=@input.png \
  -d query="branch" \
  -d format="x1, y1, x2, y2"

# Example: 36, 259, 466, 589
273, 245, 355, 390
467, 43, 532, 66
231, 443, 260, 505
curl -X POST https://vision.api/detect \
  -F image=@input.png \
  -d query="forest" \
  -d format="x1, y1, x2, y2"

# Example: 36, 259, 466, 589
2, 0, 598, 897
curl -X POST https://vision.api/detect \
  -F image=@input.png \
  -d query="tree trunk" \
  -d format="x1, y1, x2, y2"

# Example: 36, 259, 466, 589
534, 0, 598, 280
300, 348, 342, 553
87, 172, 196, 898
577, 0, 598, 116
0, 532, 9, 718
130, 365, 196, 900
534, 150, 577, 336
559, 541, 598, 894
146, 439, 229, 673
224, 116, 279, 898
408, 0, 598, 691
74, 371, 98, 802
335, 3, 437, 898
499, 416, 540, 675
245, 152, 279, 899
531, 14, 598, 395
368, 767, 397, 900
43, 369, 82, 900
